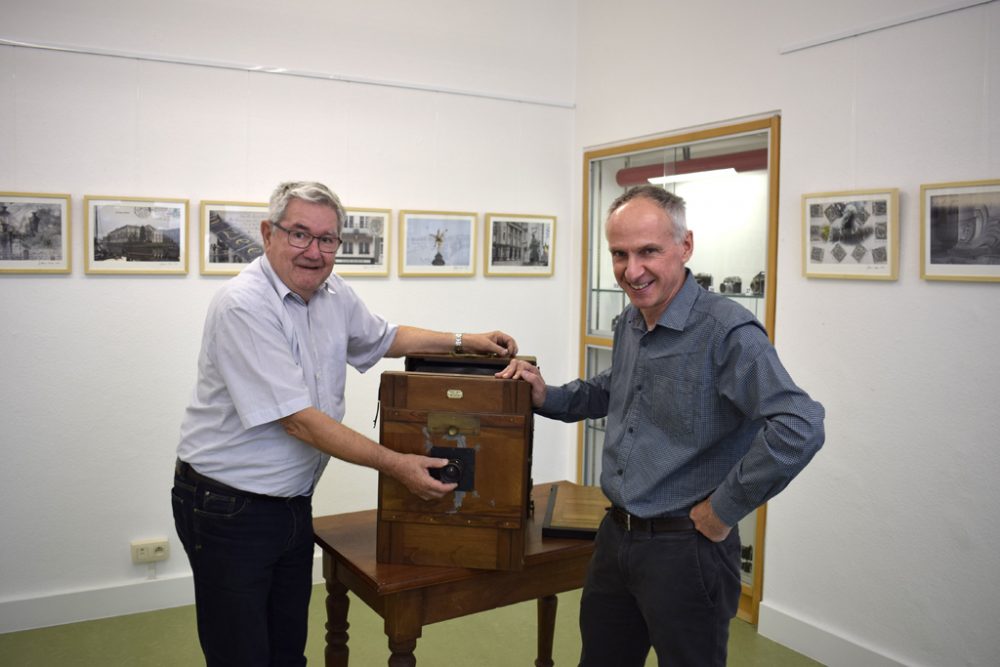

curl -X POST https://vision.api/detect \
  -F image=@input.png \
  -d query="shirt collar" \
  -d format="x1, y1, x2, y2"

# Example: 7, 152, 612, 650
627, 268, 698, 332
256, 255, 337, 304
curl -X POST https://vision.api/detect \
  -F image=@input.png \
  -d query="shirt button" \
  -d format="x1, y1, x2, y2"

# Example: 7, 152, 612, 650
636, 385, 642, 391
627, 427, 634, 433
617, 469, 623, 475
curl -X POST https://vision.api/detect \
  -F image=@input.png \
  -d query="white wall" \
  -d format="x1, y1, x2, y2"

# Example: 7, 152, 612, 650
576, 1, 999, 666
4, 1, 1000, 666
0, 0, 578, 631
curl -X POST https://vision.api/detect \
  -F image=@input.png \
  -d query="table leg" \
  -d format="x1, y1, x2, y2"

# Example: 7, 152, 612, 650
325, 578, 350, 667
388, 637, 417, 667
535, 594, 558, 667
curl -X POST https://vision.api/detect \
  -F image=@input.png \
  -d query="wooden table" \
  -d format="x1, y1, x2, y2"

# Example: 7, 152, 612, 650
313, 482, 595, 666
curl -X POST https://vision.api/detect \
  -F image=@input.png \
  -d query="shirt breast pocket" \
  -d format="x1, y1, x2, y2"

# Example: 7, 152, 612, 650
649, 376, 695, 436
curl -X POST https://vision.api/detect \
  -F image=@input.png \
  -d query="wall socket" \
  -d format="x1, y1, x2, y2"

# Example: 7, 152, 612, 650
130, 538, 170, 564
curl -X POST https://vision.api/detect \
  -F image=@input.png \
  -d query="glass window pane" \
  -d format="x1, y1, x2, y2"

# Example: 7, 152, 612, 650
738, 509, 757, 585
586, 130, 771, 335
582, 345, 613, 485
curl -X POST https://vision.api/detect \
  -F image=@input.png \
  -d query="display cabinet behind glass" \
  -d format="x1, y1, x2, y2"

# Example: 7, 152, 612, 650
582, 345, 613, 484
587, 131, 772, 337
588, 154, 628, 336
737, 510, 758, 586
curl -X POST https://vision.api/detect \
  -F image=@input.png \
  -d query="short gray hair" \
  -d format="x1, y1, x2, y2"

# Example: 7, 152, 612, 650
268, 181, 346, 235
607, 184, 688, 243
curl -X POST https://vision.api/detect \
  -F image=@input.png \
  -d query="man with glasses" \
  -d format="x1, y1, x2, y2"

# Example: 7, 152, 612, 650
173, 181, 518, 666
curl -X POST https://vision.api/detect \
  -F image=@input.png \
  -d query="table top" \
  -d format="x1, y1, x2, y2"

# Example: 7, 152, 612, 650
313, 481, 597, 595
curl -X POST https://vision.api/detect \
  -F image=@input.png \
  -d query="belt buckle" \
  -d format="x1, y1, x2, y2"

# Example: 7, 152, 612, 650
626, 512, 631, 531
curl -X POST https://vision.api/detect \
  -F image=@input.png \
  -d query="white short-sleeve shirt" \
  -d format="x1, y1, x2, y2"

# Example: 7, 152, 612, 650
177, 256, 397, 496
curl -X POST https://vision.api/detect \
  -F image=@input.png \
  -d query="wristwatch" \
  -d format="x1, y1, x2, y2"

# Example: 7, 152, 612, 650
454, 332, 464, 354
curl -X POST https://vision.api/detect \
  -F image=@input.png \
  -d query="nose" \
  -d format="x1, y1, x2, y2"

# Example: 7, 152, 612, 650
622, 254, 644, 282
300, 236, 323, 258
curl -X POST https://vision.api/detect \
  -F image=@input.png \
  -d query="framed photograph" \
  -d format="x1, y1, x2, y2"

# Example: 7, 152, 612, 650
484, 213, 556, 277
84, 196, 188, 275
0, 192, 72, 274
200, 200, 267, 275
920, 179, 1000, 282
802, 189, 899, 280
336, 207, 391, 276
398, 210, 476, 277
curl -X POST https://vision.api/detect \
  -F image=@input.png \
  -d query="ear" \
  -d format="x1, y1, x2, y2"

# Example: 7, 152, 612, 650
260, 219, 273, 249
681, 230, 694, 263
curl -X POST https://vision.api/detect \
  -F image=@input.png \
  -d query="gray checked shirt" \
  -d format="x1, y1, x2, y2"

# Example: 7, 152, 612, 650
539, 271, 825, 526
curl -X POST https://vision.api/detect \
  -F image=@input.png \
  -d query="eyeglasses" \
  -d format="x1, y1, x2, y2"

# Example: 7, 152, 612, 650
271, 221, 341, 253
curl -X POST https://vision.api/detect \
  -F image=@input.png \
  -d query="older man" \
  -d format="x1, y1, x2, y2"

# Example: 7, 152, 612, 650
173, 181, 517, 666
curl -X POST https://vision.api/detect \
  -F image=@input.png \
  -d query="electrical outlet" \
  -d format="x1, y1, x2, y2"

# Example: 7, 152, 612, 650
131, 538, 170, 564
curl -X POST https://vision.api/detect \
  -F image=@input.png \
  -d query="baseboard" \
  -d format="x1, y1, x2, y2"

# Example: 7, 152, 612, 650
0, 555, 326, 634
758, 601, 906, 666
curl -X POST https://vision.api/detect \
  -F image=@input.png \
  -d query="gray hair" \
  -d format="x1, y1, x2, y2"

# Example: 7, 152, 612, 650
607, 184, 688, 243
268, 181, 346, 235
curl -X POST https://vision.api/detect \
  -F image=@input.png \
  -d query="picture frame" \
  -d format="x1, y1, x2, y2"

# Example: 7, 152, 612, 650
336, 207, 391, 277
0, 192, 72, 274
84, 196, 189, 275
200, 200, 268, 275
484, 213, 556, 277
398, 210, 476, 277
802, 189, 899, 280
920, 179, 1000, 282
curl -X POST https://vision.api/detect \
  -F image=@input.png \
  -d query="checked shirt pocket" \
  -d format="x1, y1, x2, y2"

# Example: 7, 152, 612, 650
649, 377, 694, 436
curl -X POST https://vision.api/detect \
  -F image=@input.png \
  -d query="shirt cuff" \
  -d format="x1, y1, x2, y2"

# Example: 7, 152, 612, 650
709, 489, 750, 528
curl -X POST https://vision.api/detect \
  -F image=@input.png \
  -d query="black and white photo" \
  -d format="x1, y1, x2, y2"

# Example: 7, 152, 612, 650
802, 189, 898, 280
200, 201, 267, 275
485, 213, 556, 277
336, 208, 391, 276
85, 196, 188, 274
0, 192, 71, 274
921, 179, 1000, 282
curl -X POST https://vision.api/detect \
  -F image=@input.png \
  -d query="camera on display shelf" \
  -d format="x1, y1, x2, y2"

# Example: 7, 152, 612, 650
720, 276, 742, 294
694, 273, 713, 290
751, 271, 765, 296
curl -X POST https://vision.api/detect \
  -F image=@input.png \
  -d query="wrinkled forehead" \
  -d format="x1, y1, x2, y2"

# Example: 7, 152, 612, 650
282, 198, 340, 233
606, 199, 676, 241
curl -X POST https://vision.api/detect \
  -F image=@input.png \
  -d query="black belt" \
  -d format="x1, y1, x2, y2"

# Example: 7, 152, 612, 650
610, 507, 694, 532
174, 458, 286, 501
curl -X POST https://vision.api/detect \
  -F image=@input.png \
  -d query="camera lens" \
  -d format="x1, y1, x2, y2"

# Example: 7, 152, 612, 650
438, 459, 464, 484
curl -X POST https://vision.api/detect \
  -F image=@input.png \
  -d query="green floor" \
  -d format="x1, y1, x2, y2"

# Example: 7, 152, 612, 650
0, 585, 821, 666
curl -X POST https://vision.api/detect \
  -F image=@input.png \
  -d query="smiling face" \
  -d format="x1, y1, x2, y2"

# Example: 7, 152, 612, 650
261, 198, 339, 302
606, 196, 693, 330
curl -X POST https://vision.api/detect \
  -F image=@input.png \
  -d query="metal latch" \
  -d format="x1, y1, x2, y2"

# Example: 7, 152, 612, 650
427, 413, 480, 435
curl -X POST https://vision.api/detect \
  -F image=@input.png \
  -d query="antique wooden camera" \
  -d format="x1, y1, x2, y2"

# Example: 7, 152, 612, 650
376, 354, 535, 571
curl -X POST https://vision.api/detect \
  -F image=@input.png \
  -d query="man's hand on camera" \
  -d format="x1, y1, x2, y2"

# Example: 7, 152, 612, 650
389, 453, 456, 500
496, 358, 547, 408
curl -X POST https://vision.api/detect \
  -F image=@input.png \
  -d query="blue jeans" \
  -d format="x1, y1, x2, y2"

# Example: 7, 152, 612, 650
578, 514, 742, 667
171, 463, 315, 667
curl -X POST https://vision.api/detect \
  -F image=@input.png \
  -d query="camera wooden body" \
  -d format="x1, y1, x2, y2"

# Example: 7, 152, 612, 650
376, 357, 534, 571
